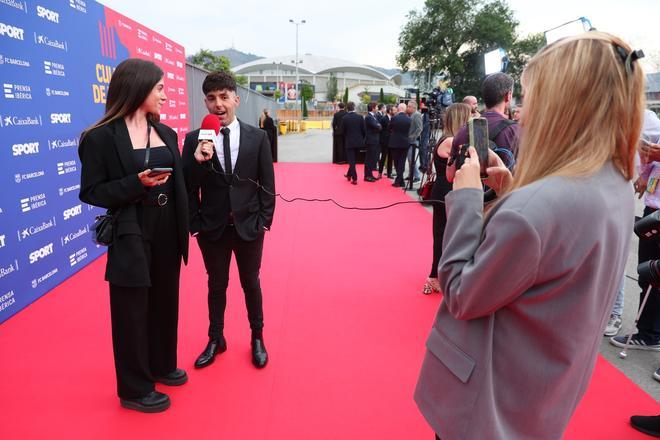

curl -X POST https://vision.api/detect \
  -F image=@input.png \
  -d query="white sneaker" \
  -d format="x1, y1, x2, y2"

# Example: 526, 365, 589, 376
604, 314, 622, 337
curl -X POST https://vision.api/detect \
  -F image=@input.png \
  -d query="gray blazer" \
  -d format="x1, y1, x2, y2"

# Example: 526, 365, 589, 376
415, 161, 633, 439
408, 111, 422, 144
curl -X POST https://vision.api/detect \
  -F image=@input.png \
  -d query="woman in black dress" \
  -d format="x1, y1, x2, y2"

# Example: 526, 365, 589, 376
422, 103, 471, 294
78, 59, 189, 412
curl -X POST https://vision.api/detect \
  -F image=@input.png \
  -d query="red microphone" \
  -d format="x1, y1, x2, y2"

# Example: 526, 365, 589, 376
198, 114, 221, 157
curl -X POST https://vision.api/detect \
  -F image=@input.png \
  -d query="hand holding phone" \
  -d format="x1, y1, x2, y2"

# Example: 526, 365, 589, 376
147, 167, 173, 178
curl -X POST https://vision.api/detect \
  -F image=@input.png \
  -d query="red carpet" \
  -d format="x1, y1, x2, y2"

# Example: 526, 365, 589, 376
0, 163, 656, 439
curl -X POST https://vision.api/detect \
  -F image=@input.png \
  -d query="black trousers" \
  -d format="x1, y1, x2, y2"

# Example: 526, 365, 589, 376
364, 143, 379, 178
345, 148, 358, 181
378, 144, 392, 176
429, 201, 448, 278
390, 148, 407, 185
109, 202, 181, 399
637, 206, 660, 342
197, 226, 265, 339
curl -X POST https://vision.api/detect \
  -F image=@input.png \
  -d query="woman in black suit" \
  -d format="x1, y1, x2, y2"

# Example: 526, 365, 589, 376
78, 59, 189, 413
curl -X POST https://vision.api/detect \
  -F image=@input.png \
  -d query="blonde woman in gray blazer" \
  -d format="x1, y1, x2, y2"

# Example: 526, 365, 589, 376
415, 32, 646, 440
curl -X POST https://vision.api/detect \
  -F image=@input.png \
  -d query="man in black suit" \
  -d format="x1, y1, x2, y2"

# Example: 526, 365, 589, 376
364, 102, 382, 182
388, 103, 411, 187
339, 101, 365, 185
378, 104, 393, 178
331, 102, 347, 164
182, 71, 275, 369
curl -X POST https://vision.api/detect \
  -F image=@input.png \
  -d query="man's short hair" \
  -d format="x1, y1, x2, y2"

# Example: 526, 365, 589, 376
338, 102, 346, 110
407, 100, 418, 109
202, 71, 237, 95
347, 101, 356, 112
377, 103, 385, 111
482, 73, 513, 108
367, 102, 377, 112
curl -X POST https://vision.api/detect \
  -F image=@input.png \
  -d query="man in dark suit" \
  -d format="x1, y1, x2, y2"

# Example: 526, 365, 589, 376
182, 71, 275, 369
364, 102, 382, 182
388, 103, 412, 187
331, 102, 347, 164
378, 104, 393, 178
339, 101, 365, 185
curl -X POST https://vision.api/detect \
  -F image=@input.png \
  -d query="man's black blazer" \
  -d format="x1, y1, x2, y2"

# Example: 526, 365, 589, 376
182, 120, 275, 242
78, 118, 189, 287
379, 114, 391, 148
340, 112, 366, 150
365, 112, 382, 145
388, 112, 412, 150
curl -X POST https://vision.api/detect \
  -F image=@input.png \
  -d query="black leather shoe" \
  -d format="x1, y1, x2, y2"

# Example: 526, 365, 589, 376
631, 415, 660, 437
351, 179, 357, 185
364, 176, 376, 182
155, 368, 188, 386
251, 337, 268, 368
344, 173, 351, 181
392, 182, 405, 188
194, 336, 227, 369
120, 391, 170, 413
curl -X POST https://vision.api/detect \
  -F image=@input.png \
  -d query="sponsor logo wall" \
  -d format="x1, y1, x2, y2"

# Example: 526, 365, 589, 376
0, 1, 189, 323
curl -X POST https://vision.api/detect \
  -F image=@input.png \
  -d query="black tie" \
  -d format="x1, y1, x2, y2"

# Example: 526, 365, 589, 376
220, 127, 232, 175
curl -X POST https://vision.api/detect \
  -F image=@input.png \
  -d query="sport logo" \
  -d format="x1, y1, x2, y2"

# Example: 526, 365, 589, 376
4, 83, 32, 100
29, 243, 54, 264
50, 113, 71, 124
37, 5, 60, 23
63, 204, 82, 220
0, 22, 24, 41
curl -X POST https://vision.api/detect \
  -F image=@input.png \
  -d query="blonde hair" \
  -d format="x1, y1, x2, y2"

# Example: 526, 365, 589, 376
443, 103, 472, 137
508, 32, 645, 193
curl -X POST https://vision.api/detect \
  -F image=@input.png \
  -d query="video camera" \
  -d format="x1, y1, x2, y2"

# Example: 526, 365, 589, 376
423, 87, 454, 126
634, 210, 660, 288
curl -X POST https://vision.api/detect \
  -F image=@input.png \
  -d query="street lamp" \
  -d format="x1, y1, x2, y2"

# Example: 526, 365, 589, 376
289, 18, 305, 129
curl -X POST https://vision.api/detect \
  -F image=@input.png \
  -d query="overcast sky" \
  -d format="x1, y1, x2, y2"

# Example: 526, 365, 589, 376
99, 0, 660, 71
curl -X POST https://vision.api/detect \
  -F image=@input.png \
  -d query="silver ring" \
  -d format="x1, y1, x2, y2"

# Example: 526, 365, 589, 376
157, 193, 168, 206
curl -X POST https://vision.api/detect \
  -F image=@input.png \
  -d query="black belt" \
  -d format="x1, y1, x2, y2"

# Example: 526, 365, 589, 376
142, 192, 171, 207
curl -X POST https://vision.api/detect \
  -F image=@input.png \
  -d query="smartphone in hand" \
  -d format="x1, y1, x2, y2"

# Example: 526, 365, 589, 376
147, 167, 173, 178
468, 118, 490, 177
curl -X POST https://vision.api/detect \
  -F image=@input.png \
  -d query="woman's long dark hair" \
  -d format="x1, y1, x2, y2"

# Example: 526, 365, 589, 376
81, 58, 163, 139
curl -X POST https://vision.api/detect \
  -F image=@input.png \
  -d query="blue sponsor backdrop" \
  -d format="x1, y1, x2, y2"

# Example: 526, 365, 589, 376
0, 1, 188, 323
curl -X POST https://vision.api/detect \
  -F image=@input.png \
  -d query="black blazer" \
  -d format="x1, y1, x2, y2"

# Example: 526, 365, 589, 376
182, 120, 275, 242
340, 112, 365, 150
379, 114, 391, 147
78, 118, 189, 287
388, 112, 412, 150
332, 110, 347, 137
365, 112, 382, 145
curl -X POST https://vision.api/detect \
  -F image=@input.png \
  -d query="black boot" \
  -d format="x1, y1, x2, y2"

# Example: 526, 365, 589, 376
631, 415, 660, 437
120, 391, 170, 413
194, 336, 227, 369
251, 333, 268, 369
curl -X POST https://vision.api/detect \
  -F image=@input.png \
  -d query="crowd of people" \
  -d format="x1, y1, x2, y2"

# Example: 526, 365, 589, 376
77, 31, 659, 438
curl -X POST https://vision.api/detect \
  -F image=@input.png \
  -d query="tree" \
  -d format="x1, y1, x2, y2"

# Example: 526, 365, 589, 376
326, 73, 338, 102
342, 87, 349, 104
189, 49, 248, 87
361, 88, 372, 105
379, 88, 385, 103
301, 84, 314, 118
397, 0, 520, 98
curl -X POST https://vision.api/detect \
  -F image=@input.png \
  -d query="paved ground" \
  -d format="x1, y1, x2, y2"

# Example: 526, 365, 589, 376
278, 128, 660, 401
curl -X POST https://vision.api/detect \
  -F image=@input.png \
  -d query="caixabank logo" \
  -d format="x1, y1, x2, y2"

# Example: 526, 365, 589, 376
3, 83, 32, 100
0, 259, 19, 280
48, 137, 77, 150
17, 217, 56, 242
34, 32, 68, 52
61, 225, 88, 246
0, 114, 42, 128
1, 1, 27, 13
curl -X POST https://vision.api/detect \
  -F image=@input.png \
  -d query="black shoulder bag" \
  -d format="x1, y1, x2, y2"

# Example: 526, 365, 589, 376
91, 122, 151, 246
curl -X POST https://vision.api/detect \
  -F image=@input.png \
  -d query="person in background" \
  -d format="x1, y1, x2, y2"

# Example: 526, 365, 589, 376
378, 104, 394, 179
415, 32, 644, 439
339, 101, 365, 185
261, 109, 278, 162
419, 102, 431, 173
422, 103, 471, 295
332, 102, 347, 164
388, 103, 412, 188
512, 104, 523, 121
364, 102, 382, 182
462, 95, 480, 119
407, 100, 423, 183
78, 58, 190, 413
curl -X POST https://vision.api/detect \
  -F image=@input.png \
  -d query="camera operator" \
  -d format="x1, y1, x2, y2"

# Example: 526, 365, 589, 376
414, 32, 644, 440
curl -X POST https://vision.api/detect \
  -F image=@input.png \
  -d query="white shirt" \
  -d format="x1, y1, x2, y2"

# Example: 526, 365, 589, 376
216, 117, 240, 171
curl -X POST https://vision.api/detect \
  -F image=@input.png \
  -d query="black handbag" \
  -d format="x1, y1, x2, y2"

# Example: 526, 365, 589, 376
91, 209, 120, 246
